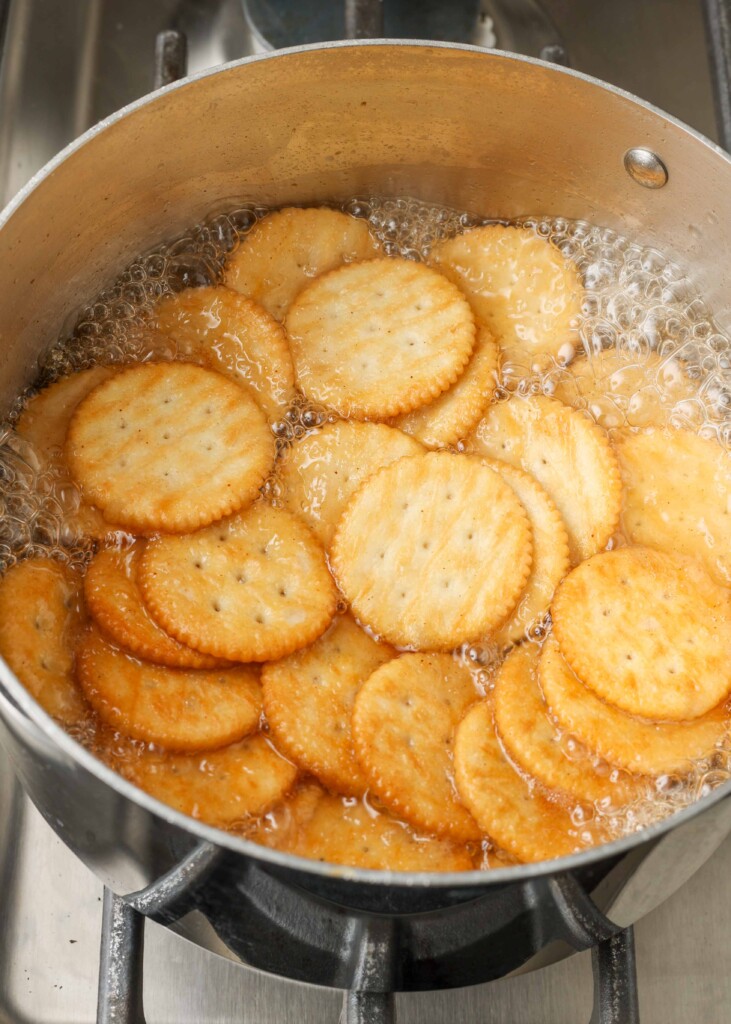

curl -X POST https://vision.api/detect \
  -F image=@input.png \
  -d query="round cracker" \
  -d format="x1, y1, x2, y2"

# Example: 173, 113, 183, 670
0, 558, 89, 725
430, 224, 583, 373
393, 322, 499, 447
551, 348, 700, 431
65, 362, 275, 533
139, 503, 338, 662
262, 614, 393, 796
615, 427, 731, 588
285, 258, 476, 420
224, 206, 380, 321
113, 734, 298, 829
471, 394, 621, 564
539, 635, 729, 776
454, 701, 606, 863
276, 420, 423, 548
352, 653, 481, 842
494, 645, 645, 807
76, 627, 262, 751
480, 458, 570, 646
16, 367, 116, 464
15, 367, 123, 541
331, 451, 533, 650
84, 542, 228, 669
149, 285, 295, 422
552, 547, 731, 721
248, 782, 473, 871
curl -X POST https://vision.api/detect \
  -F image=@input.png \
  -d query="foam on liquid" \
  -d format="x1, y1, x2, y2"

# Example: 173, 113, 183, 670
1, 195, 730, 865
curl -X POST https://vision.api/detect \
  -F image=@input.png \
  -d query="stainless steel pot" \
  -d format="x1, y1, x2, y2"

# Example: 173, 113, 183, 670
1, 40, 731, 1021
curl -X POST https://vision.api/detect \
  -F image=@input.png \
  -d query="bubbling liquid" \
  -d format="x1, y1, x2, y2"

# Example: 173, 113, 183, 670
1, 195, 730, 864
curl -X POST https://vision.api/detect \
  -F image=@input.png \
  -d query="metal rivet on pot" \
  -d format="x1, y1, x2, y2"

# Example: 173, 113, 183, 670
623, 148, 669, 189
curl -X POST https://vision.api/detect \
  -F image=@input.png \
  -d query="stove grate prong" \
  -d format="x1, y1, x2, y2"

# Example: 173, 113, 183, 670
97, 888, 147, 1024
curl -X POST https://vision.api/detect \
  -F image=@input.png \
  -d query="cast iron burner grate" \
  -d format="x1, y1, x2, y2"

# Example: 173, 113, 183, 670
24, 4, 731, 1020
96, 888, 640, 1024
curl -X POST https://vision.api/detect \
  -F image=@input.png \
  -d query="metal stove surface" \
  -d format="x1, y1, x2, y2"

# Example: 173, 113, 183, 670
0, 2, 730, 1021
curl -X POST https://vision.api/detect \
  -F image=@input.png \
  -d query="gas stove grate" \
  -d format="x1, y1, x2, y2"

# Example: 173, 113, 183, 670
96, 887, 640, 1024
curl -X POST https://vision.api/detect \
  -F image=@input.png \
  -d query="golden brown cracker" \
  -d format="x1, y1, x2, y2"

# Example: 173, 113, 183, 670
248, 782, 473, 871
615, 427, 731, 588
285, 258, 476, 420
393, 322, 499, 447
76, 626, 262, 751
139, 503, 338, 662
430, 224, 583, 373
352, 653, 481, 842
16, 367, 115, 463
276, 420, 423, 548
494, 645, 645, 807
331, 451, 532, 650
551, 348, 700, 430
15, 367, 121, 541
224, 206, 380, 320
454, 700, 606, 863
539, 635, 728, 776
149, 285, 295, 422
65, 362, 275, 533
84, 542, 228, 669
0, 558, 89, 725
113, 734, 298, 829
552, 547, 731, 721
262, 614, 393, 796
471, 394, 621, 563
480, 458, 570, 646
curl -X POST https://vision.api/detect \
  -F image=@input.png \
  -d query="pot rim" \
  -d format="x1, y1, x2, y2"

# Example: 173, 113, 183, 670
1, 38, 730, 891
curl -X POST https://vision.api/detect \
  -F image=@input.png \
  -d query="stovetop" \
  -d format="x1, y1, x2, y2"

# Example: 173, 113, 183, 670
0, 2, 730, 1021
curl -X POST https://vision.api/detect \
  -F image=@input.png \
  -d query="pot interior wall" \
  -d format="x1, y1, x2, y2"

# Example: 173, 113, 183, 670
0, 42, 729, 410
